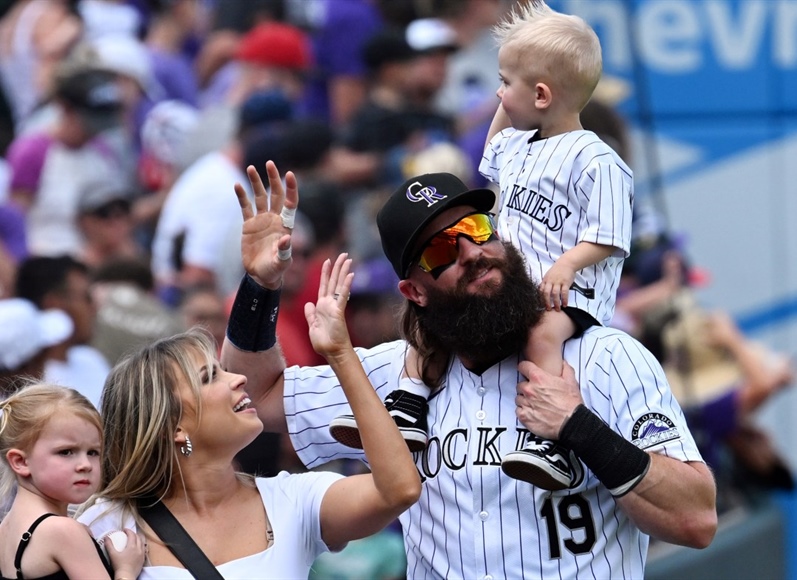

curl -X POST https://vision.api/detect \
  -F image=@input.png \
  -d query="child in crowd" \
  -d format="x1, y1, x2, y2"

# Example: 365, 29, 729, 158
330, 1, 633, 492
0, 384, 145, 579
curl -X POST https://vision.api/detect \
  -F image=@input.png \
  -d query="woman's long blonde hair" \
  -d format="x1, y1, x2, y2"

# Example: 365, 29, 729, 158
91, 328, 217, 514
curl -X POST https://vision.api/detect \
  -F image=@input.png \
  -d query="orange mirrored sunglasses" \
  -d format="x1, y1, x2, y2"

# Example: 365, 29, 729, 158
413, 212, 497, 279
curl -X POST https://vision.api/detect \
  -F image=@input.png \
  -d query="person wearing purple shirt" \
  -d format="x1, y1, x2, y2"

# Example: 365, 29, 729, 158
5, 69, 128, 257
150, 50, 199, 107
145, 0, 202, 107
0, 203, 27, 262
301, 0, 384, 127
6, 133, 54, 205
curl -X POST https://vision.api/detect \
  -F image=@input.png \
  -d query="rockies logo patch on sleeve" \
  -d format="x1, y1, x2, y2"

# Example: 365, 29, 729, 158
631, 413, 680, 450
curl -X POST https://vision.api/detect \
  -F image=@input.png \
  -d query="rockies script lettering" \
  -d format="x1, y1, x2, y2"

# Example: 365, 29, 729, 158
506, 183, 572, 231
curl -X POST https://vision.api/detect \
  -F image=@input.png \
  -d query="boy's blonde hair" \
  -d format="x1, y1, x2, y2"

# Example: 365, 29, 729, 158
494, 0, 602, 111
0, 383, 102, 502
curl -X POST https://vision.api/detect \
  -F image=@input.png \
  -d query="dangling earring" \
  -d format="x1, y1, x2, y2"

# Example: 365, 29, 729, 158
180, 435, 193, 458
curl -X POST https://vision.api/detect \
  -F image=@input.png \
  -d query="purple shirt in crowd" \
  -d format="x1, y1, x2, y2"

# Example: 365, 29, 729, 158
301, 0, 383, 122
7, 132, 55, 195
0, 203, 27, 260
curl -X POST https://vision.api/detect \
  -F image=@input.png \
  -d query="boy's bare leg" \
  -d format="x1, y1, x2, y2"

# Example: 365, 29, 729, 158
524, 310, 577, 375
502, 310, 583, 490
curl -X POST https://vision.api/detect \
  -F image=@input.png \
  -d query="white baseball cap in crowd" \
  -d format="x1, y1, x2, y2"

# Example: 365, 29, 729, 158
91, 34, 164, 100
405, 18, 459, 54
141, 100, 201, 167
0, 299, 73, 370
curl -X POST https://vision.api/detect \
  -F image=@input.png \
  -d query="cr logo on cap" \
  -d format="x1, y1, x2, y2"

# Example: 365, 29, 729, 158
406, 182, 447, 207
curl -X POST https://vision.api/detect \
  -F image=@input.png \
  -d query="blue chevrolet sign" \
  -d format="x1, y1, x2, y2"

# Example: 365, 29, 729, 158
551, 0, 797, 169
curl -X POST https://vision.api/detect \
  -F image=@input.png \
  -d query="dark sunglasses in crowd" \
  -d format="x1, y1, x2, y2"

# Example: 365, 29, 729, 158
90, 199, 132, 220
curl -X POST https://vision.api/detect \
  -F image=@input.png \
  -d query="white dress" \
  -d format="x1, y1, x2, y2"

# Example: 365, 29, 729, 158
78, 472, 343, 579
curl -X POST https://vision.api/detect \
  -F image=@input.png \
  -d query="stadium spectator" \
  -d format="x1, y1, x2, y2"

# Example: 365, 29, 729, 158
0, 297, 72, 395
630, 249, 795, 513
404, 17, 458, 112
134, 99, 200, 247
15, 255, 109, 407
299, 0, 384, 127
342, 27, 453, 157
6, 67, 127, 257
201, 20, 310, 111
90, 256, 183, 365
149, 98, 261, 305
143, 0, 202, 107
180, 284, 228, 354
193, 0, 285, 91
0, 0, 82, 131
86, 33, 164, 153
75, 182, 140, 269
346, 257, 402, 348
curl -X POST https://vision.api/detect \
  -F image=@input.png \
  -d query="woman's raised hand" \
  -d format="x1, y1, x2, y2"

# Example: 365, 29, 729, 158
305, 254, 354, 360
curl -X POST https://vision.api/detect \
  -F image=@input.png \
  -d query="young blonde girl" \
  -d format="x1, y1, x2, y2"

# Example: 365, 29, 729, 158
0, 384, 145, 579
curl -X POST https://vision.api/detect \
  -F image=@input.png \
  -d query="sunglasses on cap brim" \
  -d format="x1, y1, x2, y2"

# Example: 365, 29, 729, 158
412, 212, 498, 279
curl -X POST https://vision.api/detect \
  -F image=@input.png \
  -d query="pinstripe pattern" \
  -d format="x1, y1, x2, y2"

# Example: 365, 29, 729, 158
285, 328, 702, 579
480, 128, 634, 325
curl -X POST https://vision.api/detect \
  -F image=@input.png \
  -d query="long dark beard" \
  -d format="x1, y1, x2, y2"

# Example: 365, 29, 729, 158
414, 243, 544, 369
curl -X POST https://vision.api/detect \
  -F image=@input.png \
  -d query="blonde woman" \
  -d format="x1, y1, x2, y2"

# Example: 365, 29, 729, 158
78, 251, 421, 577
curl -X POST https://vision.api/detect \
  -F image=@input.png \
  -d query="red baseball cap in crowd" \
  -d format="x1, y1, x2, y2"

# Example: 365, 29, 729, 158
234, 22, 312, 71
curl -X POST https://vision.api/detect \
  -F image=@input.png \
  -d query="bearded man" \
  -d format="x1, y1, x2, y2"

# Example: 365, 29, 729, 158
222, 162, 716, 580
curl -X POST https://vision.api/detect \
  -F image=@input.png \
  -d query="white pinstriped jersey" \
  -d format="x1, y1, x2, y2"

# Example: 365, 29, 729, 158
285, 327, 703, 580
480, 129, 634, 325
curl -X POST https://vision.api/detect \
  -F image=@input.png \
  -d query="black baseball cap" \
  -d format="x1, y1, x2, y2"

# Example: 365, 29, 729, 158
77, 180, 133, 215
377, 173, 495, 279
54, 69, 124, 135
362, 28, 418, 71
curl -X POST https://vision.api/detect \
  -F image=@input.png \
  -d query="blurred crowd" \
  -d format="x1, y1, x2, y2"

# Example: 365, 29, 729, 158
0, 0, 792, 576
0, 0, 510, 388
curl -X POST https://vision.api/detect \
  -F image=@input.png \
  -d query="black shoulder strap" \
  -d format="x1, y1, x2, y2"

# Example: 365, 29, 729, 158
136, 498, 224, 580
14, 513, 57, 579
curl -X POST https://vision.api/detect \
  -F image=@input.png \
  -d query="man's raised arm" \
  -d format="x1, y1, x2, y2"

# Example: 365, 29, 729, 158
220, 161, 298, 433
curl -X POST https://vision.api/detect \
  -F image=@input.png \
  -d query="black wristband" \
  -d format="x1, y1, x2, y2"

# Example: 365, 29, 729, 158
559, 404, 651, 497
226, 274, 281, 352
